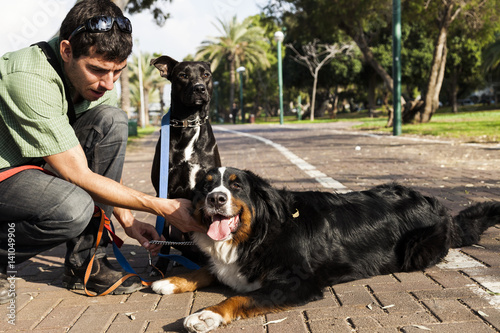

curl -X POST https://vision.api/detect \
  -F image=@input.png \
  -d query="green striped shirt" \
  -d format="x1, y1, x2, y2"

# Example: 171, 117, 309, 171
0, 37, 118, 169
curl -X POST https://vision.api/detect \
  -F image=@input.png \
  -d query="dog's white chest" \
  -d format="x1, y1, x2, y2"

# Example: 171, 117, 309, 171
211, 260, 261, 293
183, 127, 201, 189
183, 127, 200, 162
192, 233, 262, 293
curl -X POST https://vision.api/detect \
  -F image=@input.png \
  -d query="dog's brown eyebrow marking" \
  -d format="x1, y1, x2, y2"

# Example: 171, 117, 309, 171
229, 174, 237, 181
206, 174, 213, 181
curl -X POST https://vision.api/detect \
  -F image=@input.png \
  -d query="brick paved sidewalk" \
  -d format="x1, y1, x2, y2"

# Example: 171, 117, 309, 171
1, 123, 499, 332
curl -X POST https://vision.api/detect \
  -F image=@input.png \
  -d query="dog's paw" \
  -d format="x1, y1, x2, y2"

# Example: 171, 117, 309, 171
151, 279, 175, 295
184, 310, 225, 333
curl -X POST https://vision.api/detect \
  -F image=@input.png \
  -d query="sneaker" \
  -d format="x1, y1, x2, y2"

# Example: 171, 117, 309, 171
62, 257, 143, 295
0, 272, 14, 305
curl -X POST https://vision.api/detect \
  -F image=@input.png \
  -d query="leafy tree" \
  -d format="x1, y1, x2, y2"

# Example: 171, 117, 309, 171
287, 40, 356, 120
122, 0, 172, 26
195, 16, 271, 119
483, 37, 500, 73
444, 33, 484, 113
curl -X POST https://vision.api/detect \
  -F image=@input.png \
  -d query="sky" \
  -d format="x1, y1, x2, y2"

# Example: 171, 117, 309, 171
0, 0, 268, 60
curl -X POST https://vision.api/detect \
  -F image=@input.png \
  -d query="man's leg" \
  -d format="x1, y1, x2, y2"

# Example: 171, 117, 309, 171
0, 169, 94, 303
63, 105, 143, 294
65, 105, 129, 266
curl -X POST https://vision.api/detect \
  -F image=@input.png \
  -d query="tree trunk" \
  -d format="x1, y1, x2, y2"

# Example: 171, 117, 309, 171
310, 67, 319, 121
143, 89, 150, 126
449, 71, 459, 114
367, 72, 377, 117
332, 86, 339, 119
229, 58, 236, 121
120, 66, 130, 116
386, 106, 394, 127
402, 99, 425, 124
421, 3, 457, 123
159, 85, 165, 114
112, 0, 131, 119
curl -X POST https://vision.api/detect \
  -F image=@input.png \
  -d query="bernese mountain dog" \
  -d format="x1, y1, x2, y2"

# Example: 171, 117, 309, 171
152, 167, 500, 333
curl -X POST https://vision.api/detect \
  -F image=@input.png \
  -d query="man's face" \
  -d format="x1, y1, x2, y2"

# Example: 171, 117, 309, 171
61, 42, 126, 102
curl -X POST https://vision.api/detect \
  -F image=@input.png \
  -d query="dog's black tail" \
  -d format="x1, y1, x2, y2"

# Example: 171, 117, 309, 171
451, 201, 500, 248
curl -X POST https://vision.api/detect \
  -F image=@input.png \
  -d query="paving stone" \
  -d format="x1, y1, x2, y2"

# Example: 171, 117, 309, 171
265, 311, 308, 333
34, 305, 86, 330
400, 322, 496, 333
421, 298, 479, 322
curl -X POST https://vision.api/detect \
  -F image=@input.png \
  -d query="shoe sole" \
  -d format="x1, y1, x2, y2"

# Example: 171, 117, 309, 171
62, 276, 144, 295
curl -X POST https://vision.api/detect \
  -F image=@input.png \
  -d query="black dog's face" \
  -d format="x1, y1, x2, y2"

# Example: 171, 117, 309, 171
151, 55, 212, 107
171, 62, 212, 107
193, 167, 255, 244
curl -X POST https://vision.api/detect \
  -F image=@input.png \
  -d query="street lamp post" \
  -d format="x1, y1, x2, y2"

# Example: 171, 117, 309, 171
393, 0, 402, 136
136, 39, 146, 129
213, 81, 219, 123
274, 31, 285, 125
236, 66, 246, 123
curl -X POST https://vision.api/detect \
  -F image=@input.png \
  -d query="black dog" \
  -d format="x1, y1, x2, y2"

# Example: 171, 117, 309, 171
150, 56, 221, 272
152, 167, 500, 332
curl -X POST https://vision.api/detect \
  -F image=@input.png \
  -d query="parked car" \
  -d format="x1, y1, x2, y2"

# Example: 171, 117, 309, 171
479, 98, 495, 105
458, 99, 474, 106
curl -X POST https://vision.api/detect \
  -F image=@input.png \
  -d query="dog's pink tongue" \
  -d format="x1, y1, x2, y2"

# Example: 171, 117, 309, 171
207, 216, 231, 241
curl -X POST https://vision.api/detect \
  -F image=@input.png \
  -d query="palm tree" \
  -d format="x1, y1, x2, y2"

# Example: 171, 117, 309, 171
482, 38, 500, 104
483, 39, 500, 73
128, 52, 166, 126
195, 16, 270, 119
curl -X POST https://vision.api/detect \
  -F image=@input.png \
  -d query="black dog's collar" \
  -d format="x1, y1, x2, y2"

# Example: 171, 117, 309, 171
170, 115, 209, 128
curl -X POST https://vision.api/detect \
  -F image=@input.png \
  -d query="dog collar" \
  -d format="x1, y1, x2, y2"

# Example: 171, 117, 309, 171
170, 115, 209, 128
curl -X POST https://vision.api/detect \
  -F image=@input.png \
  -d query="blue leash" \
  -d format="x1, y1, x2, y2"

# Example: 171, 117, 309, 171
155, 110, 200, 270
155, 111, 170, 236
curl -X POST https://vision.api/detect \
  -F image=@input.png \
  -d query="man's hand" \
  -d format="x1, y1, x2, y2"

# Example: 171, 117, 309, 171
159, 198, 206, 233
123, 218, 165, 255
113, 207, 165, 255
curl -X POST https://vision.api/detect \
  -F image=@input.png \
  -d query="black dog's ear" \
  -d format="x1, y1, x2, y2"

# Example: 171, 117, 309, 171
150, 56, 178, 80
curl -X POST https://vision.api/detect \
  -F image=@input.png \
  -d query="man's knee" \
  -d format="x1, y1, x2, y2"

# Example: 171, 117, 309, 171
74, 105, 129, 162
56, 187, 94, 240
92, 105, 129, 139
75, 105, 129, 144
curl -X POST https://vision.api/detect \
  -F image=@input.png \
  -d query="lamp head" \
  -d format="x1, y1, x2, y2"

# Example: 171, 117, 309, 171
274, 31, 284, 42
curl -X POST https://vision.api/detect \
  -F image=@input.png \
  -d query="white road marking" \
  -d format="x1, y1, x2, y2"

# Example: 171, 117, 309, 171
437, 249, 486, 269
214, 126, 349, 193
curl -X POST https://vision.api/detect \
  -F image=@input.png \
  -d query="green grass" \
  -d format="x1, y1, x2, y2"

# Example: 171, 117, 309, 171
127, 125, 157, 145
253, 108, 500, 143
352, 110, 500, 143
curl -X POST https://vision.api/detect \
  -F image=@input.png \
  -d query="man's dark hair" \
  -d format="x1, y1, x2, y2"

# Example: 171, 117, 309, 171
59, 0, 133, 62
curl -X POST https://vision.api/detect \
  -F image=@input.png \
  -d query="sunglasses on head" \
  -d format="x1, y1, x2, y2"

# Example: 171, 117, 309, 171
68, 15, 132, 41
